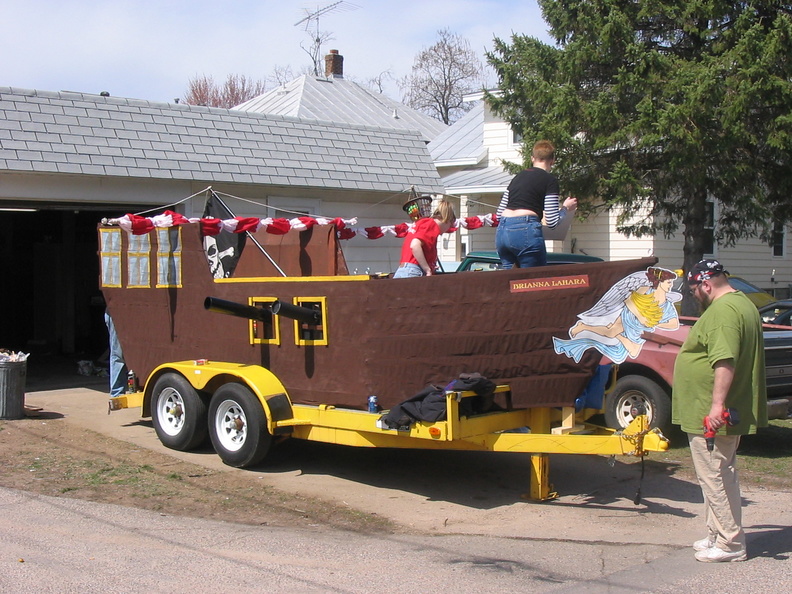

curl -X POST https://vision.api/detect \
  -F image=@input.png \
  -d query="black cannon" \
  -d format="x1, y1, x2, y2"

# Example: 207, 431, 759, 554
270, 299, 321, 325
204, 297, 272, 322
204, 297, 321, 325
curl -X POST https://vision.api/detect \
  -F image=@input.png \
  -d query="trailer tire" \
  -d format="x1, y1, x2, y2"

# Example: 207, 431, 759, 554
605, 375, 671, 434
151, 373, 208, 451
209, 383, 272, 468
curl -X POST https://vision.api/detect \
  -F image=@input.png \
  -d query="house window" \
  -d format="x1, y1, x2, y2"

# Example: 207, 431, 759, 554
156, 227, 182, 288
772, 221, 786, 257
249, 297, 279, 345
268, 196, 321, 218
127, 233, 151, 288
99, 228, 123, 288
702, 200, 715, 256
511, 128, 523, 145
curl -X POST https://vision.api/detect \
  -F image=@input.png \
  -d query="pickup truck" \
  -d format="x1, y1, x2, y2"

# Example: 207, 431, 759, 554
604, 318, 792, 432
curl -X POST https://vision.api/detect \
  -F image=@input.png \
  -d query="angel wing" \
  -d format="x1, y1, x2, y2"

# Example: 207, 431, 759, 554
665, 290, 683, 303
576, 270, 651, 326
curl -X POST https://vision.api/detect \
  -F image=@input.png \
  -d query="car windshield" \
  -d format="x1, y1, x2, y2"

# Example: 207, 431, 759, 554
760, 303, 792, 326
456, 252, 603, 272
675, 275, 766, 294
728, 277, 763, 293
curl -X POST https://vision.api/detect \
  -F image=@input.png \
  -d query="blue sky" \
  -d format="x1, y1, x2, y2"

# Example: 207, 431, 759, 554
2, 0, 552, 103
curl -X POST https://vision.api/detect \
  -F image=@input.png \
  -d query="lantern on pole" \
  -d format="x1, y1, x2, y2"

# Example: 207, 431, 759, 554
402, 194, 433, 222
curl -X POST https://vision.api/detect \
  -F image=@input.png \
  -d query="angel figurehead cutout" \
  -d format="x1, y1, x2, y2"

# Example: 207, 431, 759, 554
553, 266, 681, 364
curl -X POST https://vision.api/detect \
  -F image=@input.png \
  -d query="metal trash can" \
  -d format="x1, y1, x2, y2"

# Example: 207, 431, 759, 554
0, 360, 27, 420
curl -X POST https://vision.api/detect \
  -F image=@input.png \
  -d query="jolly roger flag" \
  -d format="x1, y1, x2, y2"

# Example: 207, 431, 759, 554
201, 193, 246, 278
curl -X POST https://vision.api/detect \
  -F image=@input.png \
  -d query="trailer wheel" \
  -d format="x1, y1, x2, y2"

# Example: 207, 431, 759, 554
151, 373, 208, 451
605, 375, 671, 433
208, 383, 272, 468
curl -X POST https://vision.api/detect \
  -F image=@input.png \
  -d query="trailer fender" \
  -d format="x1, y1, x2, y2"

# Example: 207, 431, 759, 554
145, 361, 293, 434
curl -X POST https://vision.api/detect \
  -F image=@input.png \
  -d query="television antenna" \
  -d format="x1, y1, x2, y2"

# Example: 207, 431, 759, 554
294, 1, 358, 30
294, 2, 359, 75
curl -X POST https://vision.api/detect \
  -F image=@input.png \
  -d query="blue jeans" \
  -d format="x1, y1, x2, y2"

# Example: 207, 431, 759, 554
104, 311, 128, 397
392, 263, 424, 278
495, 215, 546, 269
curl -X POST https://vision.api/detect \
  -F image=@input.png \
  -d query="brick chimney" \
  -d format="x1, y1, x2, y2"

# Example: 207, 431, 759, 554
324, 49, 344, 78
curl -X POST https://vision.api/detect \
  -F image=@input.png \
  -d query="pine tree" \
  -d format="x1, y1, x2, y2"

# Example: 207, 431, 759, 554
487, 1, 792, 287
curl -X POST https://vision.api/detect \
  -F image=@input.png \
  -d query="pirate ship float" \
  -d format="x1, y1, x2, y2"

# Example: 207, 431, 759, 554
99, 199, 672, 498
99, 207, 657, 413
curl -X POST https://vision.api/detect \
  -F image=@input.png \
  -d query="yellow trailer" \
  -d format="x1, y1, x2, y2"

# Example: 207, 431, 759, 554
109, 360, 668, 501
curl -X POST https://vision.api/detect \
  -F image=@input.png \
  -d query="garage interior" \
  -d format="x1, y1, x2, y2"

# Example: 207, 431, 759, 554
0, 203, 148, 388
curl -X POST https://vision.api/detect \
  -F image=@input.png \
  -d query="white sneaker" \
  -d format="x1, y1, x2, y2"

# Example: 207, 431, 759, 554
694, 547, 747, 563
693, 536, 716, 551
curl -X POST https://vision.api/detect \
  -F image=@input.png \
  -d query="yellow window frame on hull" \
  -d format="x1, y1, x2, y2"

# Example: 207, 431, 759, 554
248, 297, 280, 345
127, 233, 151, 288
155, 227, 182, 288
99, 228, 123, 288
293, 296, 327, 346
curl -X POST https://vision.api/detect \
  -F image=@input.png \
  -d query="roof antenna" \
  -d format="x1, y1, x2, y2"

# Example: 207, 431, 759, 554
294, 1, 359, 76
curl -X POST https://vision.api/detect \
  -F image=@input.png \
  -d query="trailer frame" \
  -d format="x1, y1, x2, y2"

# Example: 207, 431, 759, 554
109, 360, 669, 501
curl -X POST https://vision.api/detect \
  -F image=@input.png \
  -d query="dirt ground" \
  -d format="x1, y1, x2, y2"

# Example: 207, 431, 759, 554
3, 374, 791, 548
0, 417, 397, 533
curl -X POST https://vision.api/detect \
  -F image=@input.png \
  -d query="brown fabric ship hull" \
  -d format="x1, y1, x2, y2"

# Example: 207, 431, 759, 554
101, 224, 657, 410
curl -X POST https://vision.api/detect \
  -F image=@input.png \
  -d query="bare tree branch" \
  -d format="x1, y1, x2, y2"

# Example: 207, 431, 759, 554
268, 65, 296, 87
364, 70, 394, 94
300, 30, 335, 76
182, 74, 266, 108
183, 74, 219, 107
400, 29, 485, 124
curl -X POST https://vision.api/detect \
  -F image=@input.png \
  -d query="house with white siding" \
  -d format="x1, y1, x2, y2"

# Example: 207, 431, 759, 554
429, 94, 792, 297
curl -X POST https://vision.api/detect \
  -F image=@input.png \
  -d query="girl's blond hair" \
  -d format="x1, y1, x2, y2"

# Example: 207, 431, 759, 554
432, 199, 456, 225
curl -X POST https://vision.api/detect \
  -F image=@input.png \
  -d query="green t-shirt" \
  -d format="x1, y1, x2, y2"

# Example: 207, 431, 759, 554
672, 291, 767, 435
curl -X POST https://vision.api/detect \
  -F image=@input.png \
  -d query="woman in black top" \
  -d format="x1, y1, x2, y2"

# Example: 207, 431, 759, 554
495, 140, 577, 268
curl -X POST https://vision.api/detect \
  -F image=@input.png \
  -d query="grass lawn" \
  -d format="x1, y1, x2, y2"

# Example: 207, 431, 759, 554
651, 418, 792, 490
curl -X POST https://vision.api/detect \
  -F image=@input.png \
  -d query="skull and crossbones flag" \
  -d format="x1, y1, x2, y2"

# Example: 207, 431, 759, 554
201, 193, 246, 278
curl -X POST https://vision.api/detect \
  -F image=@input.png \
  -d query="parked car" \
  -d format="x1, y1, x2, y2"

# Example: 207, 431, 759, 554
455, 251, 603, 272
603, 319, 792, 432
671, 274, 775, 311
673, 270, 775, 314
759, 300, 792, 326
726, 276, 777, 308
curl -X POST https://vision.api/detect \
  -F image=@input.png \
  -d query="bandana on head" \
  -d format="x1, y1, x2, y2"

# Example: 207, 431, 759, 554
687, 259, 728, 284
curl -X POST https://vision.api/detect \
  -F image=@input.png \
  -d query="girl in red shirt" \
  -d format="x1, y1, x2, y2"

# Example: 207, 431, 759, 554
393, 199, 456, 278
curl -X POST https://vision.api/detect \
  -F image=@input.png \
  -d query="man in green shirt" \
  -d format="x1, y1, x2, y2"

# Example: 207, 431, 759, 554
672, 259, 767, 563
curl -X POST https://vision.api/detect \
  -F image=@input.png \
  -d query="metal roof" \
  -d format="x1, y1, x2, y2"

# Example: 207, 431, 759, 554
0, 87, 443, 194
234, 75, 448, 143
441, 166, 512, 195
427, 101, 514, 196
428, 102, 486, 165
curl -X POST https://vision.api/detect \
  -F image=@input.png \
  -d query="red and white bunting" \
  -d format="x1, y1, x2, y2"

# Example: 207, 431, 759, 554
106, 211, 500, 240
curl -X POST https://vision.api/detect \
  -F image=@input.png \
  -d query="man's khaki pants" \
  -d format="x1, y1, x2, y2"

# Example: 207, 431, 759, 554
688, 434, 745, 552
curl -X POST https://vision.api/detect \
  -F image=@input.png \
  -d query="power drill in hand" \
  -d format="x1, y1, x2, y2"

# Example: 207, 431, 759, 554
703, 408, 740, 451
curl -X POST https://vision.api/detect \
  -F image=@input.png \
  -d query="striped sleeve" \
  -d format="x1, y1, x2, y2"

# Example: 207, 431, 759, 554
543, 194, 561, 228
496, 190, 509, 218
